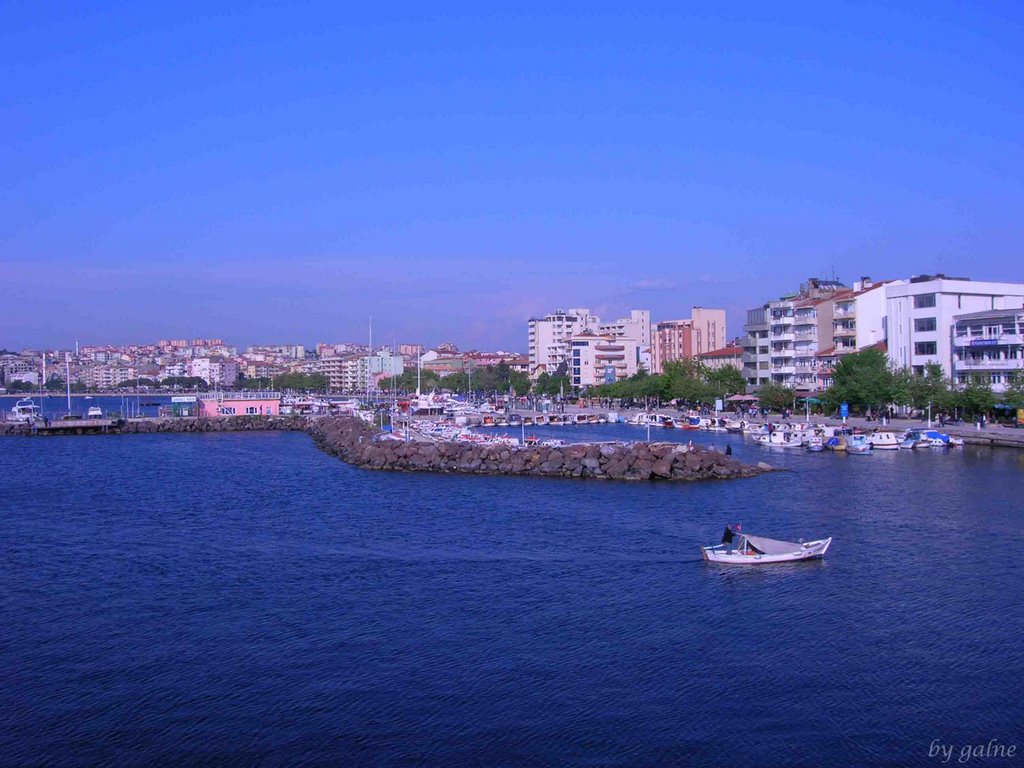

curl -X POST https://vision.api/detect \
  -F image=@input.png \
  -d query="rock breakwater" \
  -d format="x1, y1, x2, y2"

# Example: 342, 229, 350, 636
308, 416, 768, 482
0, 415, 308, 436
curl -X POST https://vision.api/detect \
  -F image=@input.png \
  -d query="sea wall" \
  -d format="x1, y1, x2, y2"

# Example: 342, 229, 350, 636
307, 416, 769, 482
0, 415, 308, 436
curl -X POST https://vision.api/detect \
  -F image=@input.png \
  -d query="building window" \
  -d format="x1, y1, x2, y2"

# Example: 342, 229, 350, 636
914, 317, 937, 332
991, 374, 1001, 384
914, 294, 936, 309
246, 406, 259, 415
914, 341, 937, 356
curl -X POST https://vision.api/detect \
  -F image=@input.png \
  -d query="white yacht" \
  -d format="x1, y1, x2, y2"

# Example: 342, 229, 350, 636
8, 398, 42, 423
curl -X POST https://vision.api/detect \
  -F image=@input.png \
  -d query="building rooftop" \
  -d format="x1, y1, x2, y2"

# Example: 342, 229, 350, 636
952, 307, 1024, 322
696, 346, 743, 359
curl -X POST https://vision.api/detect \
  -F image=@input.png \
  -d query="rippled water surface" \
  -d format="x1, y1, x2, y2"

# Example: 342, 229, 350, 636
2, 425, 1023, 766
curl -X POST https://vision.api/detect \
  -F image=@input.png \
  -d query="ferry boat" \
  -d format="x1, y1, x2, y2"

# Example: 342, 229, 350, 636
8, 398, 41, 423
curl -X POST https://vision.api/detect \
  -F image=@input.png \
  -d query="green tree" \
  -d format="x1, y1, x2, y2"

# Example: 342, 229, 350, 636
707, 365, 747, 400
1003, 371, 1024, 406
899, 362, 953, 411
756, 382, 796, 413
957, 375, 995, 416
161, 376, 209, 390
826, 348, 897, 414
273, 372, 328, 391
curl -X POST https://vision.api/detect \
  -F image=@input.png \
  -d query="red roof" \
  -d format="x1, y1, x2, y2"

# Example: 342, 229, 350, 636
696, 346, 742, 359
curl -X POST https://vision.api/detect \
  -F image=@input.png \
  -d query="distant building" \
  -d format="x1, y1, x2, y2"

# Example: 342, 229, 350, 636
651, 308, 727, 373
528, 307, 651, 379
951, 308, 1024, 392
528, 308, 602, 376
321, 349, 404, 391
887, 275, 1024, 377
567, 331, 642, 388
695, 345, 743, 371
744, 277, 850, 393
199, 391, 281, 417
187, 357, 239, 387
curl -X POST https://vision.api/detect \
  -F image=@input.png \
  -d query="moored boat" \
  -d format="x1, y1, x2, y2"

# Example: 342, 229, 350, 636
867, 430, 901, 450
8, 398, 41, 423
846, 434, 872, 454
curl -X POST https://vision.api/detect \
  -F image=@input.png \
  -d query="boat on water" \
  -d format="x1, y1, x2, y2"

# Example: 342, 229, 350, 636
919, 429, 964, 448
806, 435, 825, 452
702, 526, 832, 564
756, 430, 804, 448
867, 430, 901, 450
846, 434, 872, 454
8, 398, 42, 423
86, 406, 103, 419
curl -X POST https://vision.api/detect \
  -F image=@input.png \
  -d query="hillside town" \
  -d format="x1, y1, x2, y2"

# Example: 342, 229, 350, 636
3, 273, 1024, 399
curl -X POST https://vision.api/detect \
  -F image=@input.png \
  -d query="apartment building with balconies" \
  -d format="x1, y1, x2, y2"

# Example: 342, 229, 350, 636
951, 308, 1024, 392
651, 307, 727, 373
887, 275, 1024, 378
567, 331, 641, 388
527, 308, 602, 377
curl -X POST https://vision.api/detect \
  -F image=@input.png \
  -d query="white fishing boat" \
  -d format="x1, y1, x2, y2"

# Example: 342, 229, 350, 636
846, 434, 872, 454
806, 435, 824, 452
702, 526, 832, 564
867, 430, 901, 450
756, 430, 804, 448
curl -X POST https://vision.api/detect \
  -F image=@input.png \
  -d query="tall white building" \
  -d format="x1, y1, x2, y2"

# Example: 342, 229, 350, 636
567, 331, 642, 388
886, 275, 1024, 377
599, 310, 652, 354
187, 357, 239, 387
527, 308, 602, 376
527, 307, 652, 378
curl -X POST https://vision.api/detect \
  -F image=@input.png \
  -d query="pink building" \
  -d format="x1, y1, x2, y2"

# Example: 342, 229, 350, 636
199, 391, 281, 417
651, 308, 728, 372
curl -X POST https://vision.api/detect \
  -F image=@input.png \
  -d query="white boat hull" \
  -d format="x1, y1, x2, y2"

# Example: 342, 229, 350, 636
702, 538, 832, 564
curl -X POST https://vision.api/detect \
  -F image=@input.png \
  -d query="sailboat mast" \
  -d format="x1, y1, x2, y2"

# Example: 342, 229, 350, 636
65, 353, 71, 413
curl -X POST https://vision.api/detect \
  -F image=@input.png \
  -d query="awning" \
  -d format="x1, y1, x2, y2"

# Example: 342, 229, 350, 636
800, 397, 823, 404
726, 394, 759, 402
743, 534, 803, 555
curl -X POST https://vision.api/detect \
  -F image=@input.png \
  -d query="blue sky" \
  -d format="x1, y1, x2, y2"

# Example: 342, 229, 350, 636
3, 2, 1023, 350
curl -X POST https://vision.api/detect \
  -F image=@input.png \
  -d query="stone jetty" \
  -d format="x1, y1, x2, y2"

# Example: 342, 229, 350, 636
0, 414, 308, 436
308, 416, 770, 482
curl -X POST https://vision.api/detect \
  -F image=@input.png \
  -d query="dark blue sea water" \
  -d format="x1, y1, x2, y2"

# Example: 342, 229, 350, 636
2, 425, 1023, 766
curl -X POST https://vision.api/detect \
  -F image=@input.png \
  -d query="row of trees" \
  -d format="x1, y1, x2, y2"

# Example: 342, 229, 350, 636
587, 360, 747, 404
389, 361, 533, 396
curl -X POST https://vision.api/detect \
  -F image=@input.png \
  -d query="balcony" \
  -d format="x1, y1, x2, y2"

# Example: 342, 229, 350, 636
834, 327, 856, 337
956, 358, 1023, 371
772, 332, 795, 342
833, 306, 856, 318
771, 348, 794, 358
772, 365, 796, 375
